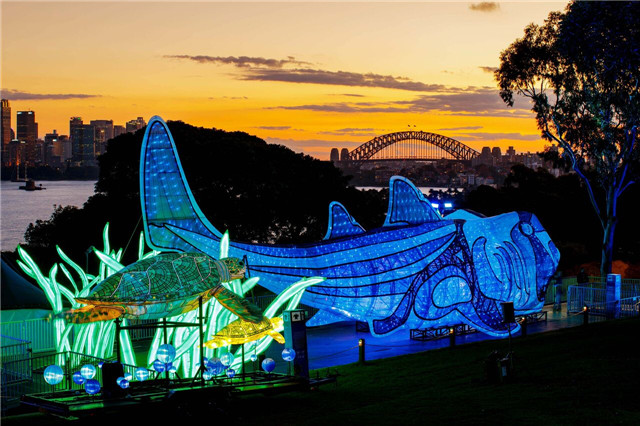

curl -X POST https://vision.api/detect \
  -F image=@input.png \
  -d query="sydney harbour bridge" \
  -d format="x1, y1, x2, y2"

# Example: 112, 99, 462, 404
331, 130, 479, 164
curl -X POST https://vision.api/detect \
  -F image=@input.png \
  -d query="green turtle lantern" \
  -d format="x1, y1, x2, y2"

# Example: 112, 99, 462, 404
62, 252, 263, 324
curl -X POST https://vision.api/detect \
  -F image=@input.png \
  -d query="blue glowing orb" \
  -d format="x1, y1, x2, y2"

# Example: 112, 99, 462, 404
135, 367, 149, 381
250, 354, 258, 362
117, 376, 125, 386
226, 368, 236, 379
208, 360, 224, 376
43, 365, 64, 385
282, 348, 296, 362
262, 358, 276, 373
119, 379, 130, 389
157, 343, 176, 364
84, 379, 101, 395
203, 369, 214, 380
124, 373, 133, 381
80, 364, 96, 380
98, 361, 104, 369
206, 357, 220, 370
220, 353, 234, 367
168, 365, 177, 373
72, 371, 85, 385
153, 359, 166, 373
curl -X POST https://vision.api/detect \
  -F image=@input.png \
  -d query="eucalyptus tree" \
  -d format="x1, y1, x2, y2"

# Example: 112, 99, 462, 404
496, 1, 639, 275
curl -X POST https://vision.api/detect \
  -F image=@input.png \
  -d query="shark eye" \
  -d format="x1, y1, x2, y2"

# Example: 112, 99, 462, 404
519, 222, 534, 236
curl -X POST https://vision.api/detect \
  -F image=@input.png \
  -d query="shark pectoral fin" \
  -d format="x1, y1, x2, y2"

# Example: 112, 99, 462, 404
213, 287, 264, 323
372, 281, 421, 335
60, 305, 125, 324
306, 309, 351, 327
461, 296, 520, 336
384, 176, 442, 227
267, 330, 285, 344
323, 202, 366, 240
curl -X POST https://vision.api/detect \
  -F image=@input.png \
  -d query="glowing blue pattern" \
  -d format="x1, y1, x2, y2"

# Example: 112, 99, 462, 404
140, 117, 560, 337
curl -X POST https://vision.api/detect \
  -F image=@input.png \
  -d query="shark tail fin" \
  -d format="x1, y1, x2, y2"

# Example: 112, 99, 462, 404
140, 116, 223, 254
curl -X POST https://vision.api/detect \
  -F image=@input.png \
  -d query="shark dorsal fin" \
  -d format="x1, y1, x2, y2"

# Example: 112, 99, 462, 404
323, 202, 366, 240
383, 176, 442, 227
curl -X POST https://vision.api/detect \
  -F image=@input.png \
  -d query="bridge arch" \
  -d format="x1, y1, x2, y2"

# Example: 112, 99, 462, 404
347, 131, 479, 162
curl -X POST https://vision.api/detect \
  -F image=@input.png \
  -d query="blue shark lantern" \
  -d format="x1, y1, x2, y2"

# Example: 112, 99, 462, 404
140, 116, 560, 338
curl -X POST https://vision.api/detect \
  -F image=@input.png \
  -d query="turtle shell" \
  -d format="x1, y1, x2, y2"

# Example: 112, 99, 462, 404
83, 252, 230, 303
217, 317, 275, 340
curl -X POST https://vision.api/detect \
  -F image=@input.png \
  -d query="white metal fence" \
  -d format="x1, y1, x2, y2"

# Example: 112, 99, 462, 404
0, 319, 56, 353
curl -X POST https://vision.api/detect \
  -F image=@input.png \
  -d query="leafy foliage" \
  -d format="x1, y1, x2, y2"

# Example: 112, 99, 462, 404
496, 1, 639, 274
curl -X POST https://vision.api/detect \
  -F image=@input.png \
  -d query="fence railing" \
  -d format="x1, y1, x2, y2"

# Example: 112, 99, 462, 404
0, 318, 56, 353
1, 350, 149, 411
546, 276, 640, 305
567, 285, 640, 317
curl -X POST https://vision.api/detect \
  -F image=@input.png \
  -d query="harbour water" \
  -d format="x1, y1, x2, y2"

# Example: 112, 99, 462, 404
0, 180, 97, 251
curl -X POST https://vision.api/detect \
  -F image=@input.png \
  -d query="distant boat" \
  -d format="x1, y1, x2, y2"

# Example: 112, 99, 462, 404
19, 179, 45, 191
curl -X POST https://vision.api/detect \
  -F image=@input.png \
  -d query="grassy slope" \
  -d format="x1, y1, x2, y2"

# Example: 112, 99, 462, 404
234, 318, 640, 425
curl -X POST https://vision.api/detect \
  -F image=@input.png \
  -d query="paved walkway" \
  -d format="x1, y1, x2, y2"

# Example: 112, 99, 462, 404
263, 303, 591, 372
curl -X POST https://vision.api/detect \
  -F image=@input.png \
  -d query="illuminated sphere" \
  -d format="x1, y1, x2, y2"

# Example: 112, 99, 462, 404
282, 348, 296, 362
206, 357, 220, 369
43, 365, 64, 385
226, 369, 236, 379
157, 344, 176, 364
220, 353, 234, 367
80, 364, 96, 380
262, 358, 276, 373
203, 369, 214, 380
117, 376, 125, 386
124, 373, 133, 381
98, 361, 104, 369
168, 365, 177, 373
119, 379, 130, 389
135, 367, 149, 381
72, 371, 85, 385
153, 359, 166, 373
250, 354, 258, 362
165, 362, 173, 371
209, 360, 224, 376
84, 379, 101, 395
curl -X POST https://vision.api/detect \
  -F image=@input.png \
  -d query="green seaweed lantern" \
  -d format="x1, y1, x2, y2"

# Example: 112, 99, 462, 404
16, 224, 322, 377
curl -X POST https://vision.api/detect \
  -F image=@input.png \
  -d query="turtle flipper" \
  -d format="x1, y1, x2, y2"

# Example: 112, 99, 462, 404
60, 305, 125, 324
212, 287, 263, 323
204, 337, 230, 349
267, 330, 285, 344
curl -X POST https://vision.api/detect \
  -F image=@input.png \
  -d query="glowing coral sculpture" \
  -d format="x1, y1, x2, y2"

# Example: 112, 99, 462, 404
16, 224, 321, 377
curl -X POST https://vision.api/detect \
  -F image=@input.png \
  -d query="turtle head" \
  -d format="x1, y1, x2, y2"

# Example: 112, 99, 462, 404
220, 257, 246, 280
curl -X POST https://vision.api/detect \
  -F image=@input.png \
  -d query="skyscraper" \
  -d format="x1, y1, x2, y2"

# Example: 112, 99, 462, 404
330, 148, 339, 162
17, 110, 37, 143
90, 119, 114, 155
17, 110, 38, 164
1, 99, 11, 164
70, 117, 95, 164
125, 117, 146, 133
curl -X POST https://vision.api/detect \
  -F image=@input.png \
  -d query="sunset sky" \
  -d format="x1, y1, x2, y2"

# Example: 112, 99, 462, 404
1, 1, 568, 159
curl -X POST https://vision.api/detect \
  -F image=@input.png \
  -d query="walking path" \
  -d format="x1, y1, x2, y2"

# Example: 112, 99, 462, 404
261, 303, 591, 372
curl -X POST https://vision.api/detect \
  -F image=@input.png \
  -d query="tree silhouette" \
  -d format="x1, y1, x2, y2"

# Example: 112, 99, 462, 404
496, 1, 639, 275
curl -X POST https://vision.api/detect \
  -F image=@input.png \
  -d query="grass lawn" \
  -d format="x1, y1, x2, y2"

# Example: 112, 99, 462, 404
4, 318, 640, 425
233, 318, 640, 425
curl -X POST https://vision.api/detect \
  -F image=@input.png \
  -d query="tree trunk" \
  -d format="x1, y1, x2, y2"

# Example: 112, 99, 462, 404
600, 189, 618, 276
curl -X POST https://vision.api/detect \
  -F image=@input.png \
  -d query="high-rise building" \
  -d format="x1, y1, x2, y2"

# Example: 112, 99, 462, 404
1, 99, 11, 164
17, 111, 39, 164
491, 147, 502, 159
113, 125, 126, 138
125, 117, 146, 133
70, 117, 95, 164
17, 110, 38, 143
340, 148, 350, 161
330, 148, 339, 163
91, 120, 114, 155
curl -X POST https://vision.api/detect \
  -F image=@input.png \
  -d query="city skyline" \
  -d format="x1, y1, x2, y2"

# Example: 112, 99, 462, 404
1, 1, 568, 159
